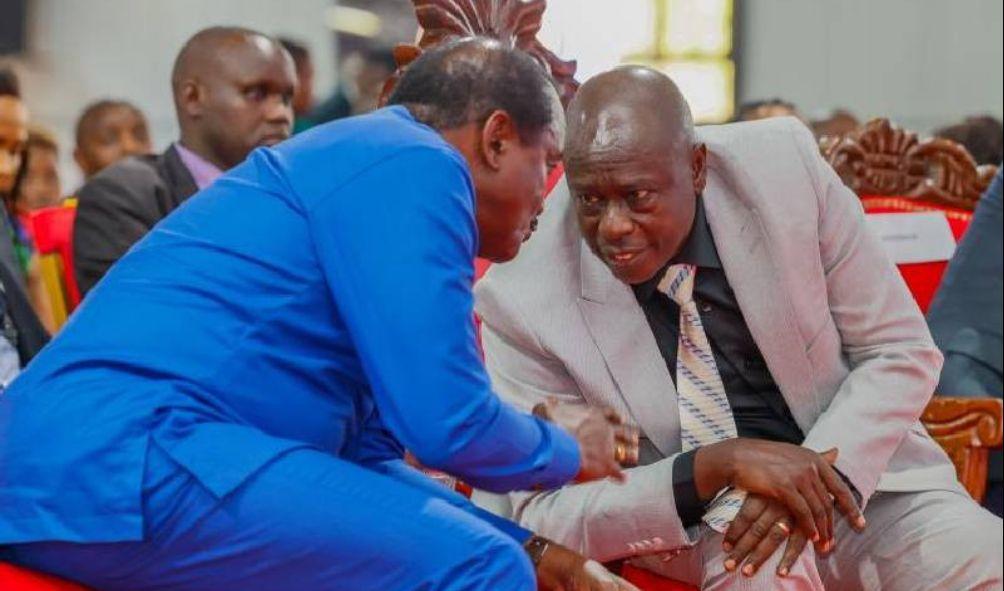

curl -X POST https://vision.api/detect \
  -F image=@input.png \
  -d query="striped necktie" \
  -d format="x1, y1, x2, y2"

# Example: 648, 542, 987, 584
659, 263, 745, 532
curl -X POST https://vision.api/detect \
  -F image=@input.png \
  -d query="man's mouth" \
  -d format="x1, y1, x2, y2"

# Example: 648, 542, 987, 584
259, 132, 290, 146
604, 249, 644, 266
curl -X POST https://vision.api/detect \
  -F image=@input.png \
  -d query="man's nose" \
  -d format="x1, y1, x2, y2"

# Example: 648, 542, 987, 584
598, 202, 634, 242
264, 96, 293, 127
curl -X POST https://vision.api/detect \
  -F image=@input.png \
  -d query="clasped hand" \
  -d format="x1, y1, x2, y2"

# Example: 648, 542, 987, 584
534, 397, 640, 483
696, 439, 867, 577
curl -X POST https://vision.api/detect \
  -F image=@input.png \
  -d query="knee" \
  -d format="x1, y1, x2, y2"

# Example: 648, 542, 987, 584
914, 510, 1004, 588
437, 533, 535, 591
956, 516, 1004, 582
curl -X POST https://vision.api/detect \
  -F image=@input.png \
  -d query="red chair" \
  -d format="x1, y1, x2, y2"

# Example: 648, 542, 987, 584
860, 195, 972, 312
622, 564, 696, 591
0, 562, 91, 591
28, 202, 81, 330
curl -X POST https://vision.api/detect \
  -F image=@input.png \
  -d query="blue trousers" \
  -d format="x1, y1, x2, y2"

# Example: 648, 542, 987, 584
5, 443, 535, 590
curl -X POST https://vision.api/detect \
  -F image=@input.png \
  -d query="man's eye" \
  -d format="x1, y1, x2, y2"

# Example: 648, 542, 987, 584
245, 86, 267, 101
579, 194, 601, 206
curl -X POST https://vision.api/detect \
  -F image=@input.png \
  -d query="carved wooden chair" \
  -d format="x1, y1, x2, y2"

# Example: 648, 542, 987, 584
822, 119, 1003, 501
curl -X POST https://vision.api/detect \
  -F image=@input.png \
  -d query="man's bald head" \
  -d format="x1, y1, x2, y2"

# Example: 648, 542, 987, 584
566, 66, 695, 166
171, 26, 296, 170
172, 27, 280, 97
564, 66, 708, 286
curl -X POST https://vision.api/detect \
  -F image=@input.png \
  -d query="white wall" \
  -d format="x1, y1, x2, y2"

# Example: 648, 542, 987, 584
11, 0, 336, 190
740, 0, 1004, 131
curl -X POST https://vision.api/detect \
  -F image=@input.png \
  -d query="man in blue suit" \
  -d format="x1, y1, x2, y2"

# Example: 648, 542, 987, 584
928, 168, 1004, 516
0, 39, 637, 590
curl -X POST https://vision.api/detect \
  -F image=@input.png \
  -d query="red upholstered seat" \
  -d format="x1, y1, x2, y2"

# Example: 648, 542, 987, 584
622, 563, 698, 590
28, 202, 82, 309
860, 195, 972, 313
0, 562, 91, 591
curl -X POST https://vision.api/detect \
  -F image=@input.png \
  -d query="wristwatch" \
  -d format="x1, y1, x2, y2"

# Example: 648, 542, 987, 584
523, 535, 551, 567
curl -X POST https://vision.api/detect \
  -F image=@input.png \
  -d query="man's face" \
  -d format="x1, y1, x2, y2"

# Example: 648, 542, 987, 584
476, 122, 562, 262
568, 138, 704, 285
196, 37, 296, 169
19, 144, 62, 211
76, 105, 152, 178
0, 96, 28, 194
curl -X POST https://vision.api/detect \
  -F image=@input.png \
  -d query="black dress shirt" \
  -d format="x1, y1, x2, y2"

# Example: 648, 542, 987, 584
632, 198, 804, 527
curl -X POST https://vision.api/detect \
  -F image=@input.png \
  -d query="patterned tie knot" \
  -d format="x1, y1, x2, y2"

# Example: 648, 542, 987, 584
659, 264, 696, 306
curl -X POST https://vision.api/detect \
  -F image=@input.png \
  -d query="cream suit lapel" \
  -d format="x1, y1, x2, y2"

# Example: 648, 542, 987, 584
701, 158, 820, 433
577, 241, 682, 457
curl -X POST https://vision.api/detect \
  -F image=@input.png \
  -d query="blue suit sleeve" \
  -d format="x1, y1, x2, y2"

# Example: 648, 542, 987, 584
306, 146, 579, 493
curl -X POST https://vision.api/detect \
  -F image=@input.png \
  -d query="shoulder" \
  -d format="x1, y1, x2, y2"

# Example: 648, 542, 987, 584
272, 107, 471, 208
76, 152, 167, 206
699, 117, 825, 213
698, 116, 817, 162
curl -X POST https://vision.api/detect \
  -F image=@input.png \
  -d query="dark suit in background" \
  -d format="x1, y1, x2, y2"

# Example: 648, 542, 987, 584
928, 167, 1004, 516
0, 208, 48, 367
73, 145, 197, 295
0, 260, 49, 365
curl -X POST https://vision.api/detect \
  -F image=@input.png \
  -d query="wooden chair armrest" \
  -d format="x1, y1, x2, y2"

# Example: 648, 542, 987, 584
921, 397, 1003, 501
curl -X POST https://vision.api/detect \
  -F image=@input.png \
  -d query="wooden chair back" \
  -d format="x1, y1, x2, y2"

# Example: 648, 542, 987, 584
820, 119, 1002, 501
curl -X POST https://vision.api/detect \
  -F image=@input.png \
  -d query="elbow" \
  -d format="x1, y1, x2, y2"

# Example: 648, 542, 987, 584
406, 435, 461, 471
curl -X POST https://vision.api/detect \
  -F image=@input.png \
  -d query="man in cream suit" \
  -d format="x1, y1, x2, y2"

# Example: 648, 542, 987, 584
476, 66, 1002, 590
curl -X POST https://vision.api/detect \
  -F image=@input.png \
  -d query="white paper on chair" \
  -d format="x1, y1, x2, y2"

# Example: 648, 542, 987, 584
865, 211, 957, 264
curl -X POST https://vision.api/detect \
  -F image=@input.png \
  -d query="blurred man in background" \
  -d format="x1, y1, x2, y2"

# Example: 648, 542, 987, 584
73, 26, 296, 295
73, 99, 152, 181
934, 115, 1004, 166
0, 67, 50, 383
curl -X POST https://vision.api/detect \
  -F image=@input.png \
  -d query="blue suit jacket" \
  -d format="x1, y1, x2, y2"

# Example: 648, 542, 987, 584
0, 106, 579, 544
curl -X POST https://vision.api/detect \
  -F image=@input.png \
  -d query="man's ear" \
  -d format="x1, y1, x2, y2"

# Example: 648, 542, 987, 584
178, 79, 203, 119
691, 142, 708, 195
479, 110, 516, 172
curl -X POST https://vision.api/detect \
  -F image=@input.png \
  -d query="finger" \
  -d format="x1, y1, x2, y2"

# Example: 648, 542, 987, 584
780, 488, 819, 543
602, 406, 625, 425
777, 531, 809, 577
614, 424, 639, 445
740, 517, 792, 578
723, 495, 769, 552
820, 447, 839, 465
614, 428, 640, 466
725, 504, 783, 572
796, 478, 829, 549
604, 453, 626, 483
809, 470, 833, 551
819, 463, 866, 531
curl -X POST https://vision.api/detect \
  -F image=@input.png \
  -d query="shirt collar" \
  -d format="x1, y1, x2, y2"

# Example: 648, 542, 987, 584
632, 197, 721, 301
174, 142, 224, 190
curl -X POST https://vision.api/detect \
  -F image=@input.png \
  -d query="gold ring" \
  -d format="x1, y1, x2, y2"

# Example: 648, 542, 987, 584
615, 442, 627, 464
774, 521, 791, 535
